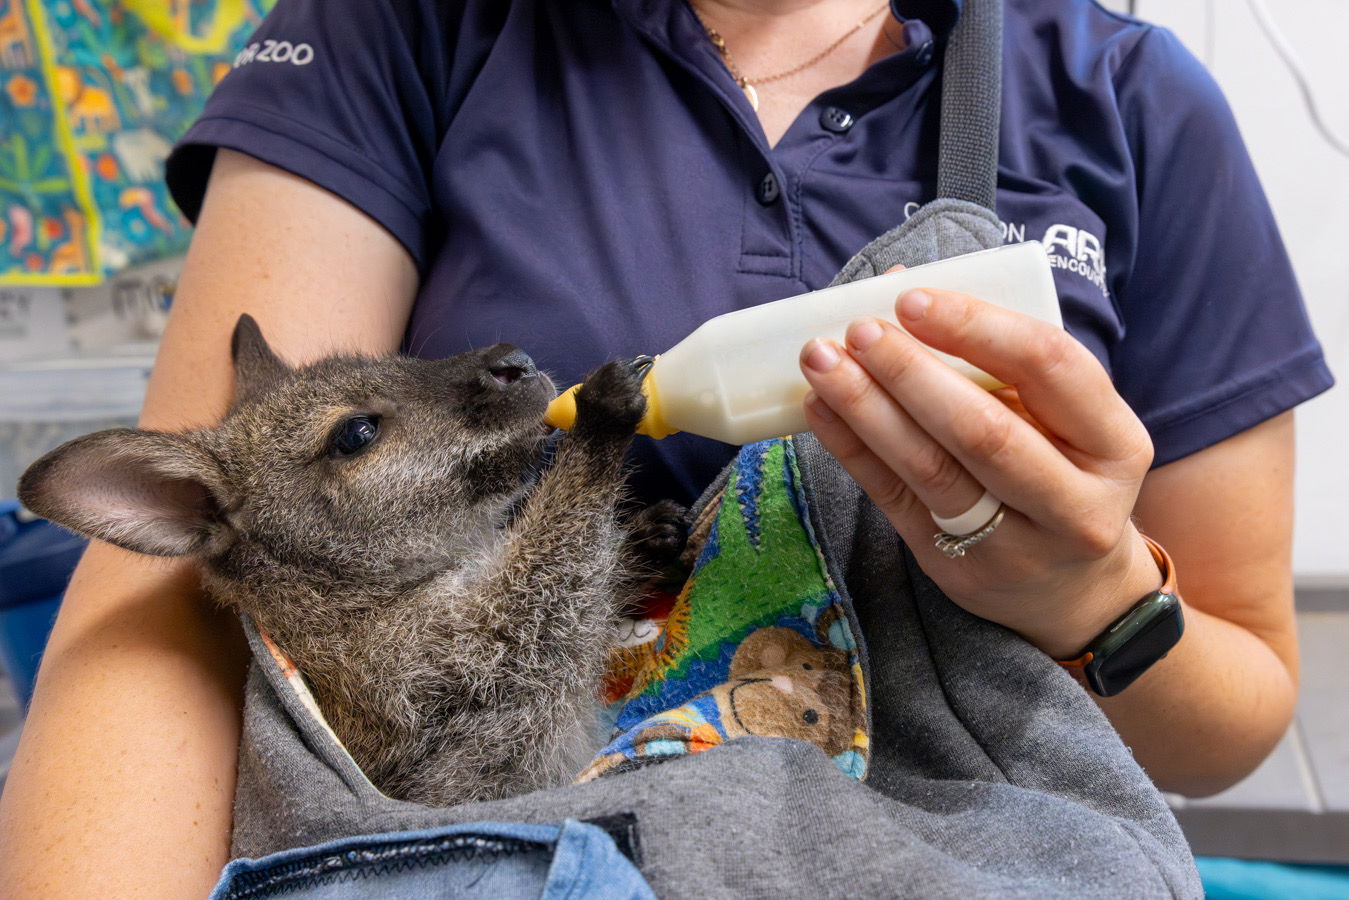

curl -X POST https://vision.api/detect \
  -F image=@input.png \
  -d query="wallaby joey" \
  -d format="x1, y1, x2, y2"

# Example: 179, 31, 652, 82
19, 315, 686, 807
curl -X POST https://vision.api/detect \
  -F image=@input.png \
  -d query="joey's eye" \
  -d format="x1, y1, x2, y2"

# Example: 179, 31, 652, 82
331, 415, 380, 457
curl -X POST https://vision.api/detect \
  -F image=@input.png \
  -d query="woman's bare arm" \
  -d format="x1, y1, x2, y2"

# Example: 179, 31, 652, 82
1103, 411, 1298, 797
0, 149, 418, 897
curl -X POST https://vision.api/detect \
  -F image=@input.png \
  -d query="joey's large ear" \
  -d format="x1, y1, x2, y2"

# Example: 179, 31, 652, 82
18, 428, 230, 558
231, 314, 290, 404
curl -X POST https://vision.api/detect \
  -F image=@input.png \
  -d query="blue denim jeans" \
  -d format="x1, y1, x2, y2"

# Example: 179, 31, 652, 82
210, 819, 655, 899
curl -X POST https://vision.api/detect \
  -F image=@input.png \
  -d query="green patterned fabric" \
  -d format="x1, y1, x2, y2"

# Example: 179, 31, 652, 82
580, 437, 870, 783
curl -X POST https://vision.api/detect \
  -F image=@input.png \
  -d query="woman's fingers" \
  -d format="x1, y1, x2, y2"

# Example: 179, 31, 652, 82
896, 288, 1153, 471
801, 389, 925, 524
801, 336, 991, 525
816, 316, 1102, 535
803, 388, 1027, 587
800, 283, 1150, 558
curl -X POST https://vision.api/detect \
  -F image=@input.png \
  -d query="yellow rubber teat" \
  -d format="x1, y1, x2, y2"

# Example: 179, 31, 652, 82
543, 361, 675, 439
543, 385, 582, 431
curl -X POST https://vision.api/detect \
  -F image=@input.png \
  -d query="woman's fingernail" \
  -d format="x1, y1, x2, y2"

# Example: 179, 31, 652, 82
803, 339, 841, 372
847, 319, 884, 352
805, 391, 836, 422
899, 289, 932, 321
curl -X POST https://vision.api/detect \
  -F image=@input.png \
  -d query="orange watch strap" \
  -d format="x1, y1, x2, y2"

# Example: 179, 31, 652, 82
1057, 534, 1175, 670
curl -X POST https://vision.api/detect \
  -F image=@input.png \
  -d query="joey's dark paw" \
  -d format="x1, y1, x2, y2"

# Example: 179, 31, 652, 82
624, 499, 689, 570
574, 359, 647, 439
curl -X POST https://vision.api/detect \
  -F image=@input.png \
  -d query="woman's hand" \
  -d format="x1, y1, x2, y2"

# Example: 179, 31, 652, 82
800, 285, 1163, 661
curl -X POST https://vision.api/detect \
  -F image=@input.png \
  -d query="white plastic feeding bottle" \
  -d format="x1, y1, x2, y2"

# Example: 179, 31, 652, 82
544, 241, 1062, 446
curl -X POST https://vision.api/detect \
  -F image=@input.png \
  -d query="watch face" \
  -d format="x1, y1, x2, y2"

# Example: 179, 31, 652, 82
1084, 594, 1184, 697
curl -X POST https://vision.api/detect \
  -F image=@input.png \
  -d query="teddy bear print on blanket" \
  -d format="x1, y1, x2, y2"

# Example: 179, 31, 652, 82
579, 437, 870, 783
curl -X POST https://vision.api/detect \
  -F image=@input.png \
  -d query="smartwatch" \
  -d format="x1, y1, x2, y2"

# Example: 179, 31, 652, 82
1057, 536, 1184, 697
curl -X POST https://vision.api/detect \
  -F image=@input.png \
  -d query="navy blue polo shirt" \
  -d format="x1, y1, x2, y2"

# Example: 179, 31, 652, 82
167, 0, 1332, 506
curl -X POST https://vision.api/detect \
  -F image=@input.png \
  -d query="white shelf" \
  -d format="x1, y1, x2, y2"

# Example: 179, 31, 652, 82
0, 354, 153, 422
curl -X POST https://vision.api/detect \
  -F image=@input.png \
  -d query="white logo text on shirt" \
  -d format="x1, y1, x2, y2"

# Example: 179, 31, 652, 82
234, 39, 315, 68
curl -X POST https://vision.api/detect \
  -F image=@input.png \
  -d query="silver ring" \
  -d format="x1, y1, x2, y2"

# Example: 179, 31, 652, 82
931, 490, 1002, 536
934, 507, 1005, 558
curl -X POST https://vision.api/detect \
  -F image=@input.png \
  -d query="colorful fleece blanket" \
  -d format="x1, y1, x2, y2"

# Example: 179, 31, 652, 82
578, 437, 869, 783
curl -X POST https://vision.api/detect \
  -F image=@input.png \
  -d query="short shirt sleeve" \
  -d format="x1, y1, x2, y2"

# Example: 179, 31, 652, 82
1109, 27, 1332, 466
166, 0, 482, 267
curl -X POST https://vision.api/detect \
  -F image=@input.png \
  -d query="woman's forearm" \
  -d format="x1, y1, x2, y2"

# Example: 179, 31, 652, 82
1093, 601, 1296, 797
1106, 412, 1301, 797
0, 544, 248, 897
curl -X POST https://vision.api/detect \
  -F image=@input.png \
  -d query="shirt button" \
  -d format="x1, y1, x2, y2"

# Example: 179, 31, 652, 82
915, 40, 935, 66
756, 172, 781, 205
819, 106, 855, 133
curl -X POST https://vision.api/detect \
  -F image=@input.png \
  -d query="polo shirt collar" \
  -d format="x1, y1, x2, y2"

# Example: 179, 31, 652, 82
892, 0, 961, 42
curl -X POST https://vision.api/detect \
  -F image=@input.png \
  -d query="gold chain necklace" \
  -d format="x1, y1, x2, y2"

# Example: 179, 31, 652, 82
689, 2, 891, 111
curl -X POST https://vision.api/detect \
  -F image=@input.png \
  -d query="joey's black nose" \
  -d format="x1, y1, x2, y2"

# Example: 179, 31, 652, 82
488, 348, 537, 385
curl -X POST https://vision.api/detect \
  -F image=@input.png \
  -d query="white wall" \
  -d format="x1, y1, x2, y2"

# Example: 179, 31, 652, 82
1102, 0, 1349, 582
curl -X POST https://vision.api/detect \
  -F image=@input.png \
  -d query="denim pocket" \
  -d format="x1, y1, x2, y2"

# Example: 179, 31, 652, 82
211, 819, 654, 899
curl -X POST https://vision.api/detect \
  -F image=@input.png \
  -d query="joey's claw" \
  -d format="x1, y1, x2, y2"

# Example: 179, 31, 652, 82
625, 499, 689, 569
574, 359, 647, 437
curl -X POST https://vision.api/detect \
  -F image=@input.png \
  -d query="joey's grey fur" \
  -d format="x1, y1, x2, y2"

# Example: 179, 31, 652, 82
19, 315, 684, 807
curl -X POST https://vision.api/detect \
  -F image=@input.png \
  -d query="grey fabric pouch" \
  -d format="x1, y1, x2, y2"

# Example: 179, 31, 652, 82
231, 406, 1201, 897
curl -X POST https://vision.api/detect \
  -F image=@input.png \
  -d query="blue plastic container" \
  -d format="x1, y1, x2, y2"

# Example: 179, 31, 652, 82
0, 500, 87, 708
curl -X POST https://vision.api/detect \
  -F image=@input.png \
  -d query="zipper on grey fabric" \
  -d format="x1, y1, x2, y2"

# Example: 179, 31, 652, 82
221, 833, 545, 899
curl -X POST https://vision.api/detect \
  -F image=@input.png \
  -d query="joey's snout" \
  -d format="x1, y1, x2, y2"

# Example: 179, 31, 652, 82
432, 344, 548, 394
478, 345, 553, 407
487, 347, 538, 386
434, 344, 554, 425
